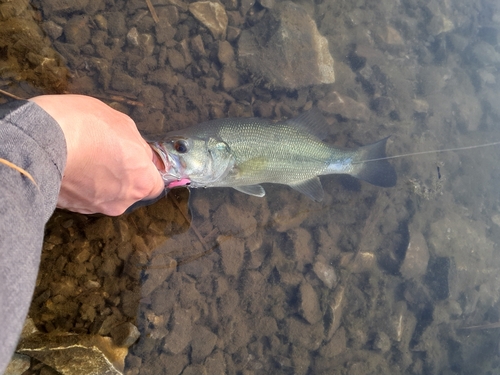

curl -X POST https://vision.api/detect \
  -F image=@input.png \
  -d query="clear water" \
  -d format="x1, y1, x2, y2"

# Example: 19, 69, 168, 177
11, 0, 500, 373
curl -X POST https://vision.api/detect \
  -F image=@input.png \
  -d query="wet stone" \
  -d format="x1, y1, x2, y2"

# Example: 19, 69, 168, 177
212, 204, 257, 237
190, 325, 218, 363
141, 253, 176, 297
182, 364, 207, 375
286, 317, 324, 350
163, 308, 193, 355
317, 91, 370, 121
218, 40, 234, 65
39, 0, 90, 14
400, 228, 429, 280
204, 350, 226, 374
189, 1, 228, 40
238, 2, 334, 89
312, 259, 337, 289
298, 282, 322, 324
374, 331, 391, 352
319, 326, 346, 358
218, 236, 245, 277
107, 11, 127, 38
64, 15, 90, 47
221, 65, 239, 91
4, 353, 30, 375
17, 333, 127, 375
110, 322, 140, 348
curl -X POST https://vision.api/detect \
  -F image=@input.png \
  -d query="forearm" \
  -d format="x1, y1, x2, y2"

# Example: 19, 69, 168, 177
0, 100, 66, 373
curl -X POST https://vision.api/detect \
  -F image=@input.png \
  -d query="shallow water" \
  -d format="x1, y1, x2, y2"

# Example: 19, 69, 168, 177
6, 0, 500, 373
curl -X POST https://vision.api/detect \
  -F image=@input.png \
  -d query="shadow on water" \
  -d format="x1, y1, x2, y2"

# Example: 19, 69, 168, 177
4, 0, 500, 373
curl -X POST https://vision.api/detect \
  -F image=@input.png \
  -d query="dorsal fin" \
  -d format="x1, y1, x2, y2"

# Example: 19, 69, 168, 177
285, 109, 330, 140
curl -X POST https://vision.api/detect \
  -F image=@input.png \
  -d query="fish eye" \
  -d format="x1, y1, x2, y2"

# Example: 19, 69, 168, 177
173, 140, 188, 153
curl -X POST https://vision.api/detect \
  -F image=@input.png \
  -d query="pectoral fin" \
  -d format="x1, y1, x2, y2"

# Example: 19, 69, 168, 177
288, 177, 324, 202
233, 185, 266, 197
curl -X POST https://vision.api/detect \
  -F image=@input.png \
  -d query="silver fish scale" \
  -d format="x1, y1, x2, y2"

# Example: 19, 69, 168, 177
192, 118, 338, 187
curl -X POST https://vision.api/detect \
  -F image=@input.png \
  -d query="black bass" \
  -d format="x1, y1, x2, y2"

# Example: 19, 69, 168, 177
150, 110, 397, 202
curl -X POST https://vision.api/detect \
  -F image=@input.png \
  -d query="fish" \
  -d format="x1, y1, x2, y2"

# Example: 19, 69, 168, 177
149, 110, 397, 202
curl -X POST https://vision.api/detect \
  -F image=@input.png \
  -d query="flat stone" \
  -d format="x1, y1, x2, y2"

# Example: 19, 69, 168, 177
317, 91, 370, 121
64, 15, 91, 47
212, 204, 257, 237
4, 354, 30, 375
189, 1, 228, 40
218, 236, 245, 277
163, 308, 193, 354
110, 322, 140, 348
313, 260, 337, 289
298, 282, 322, 324
17, 333, 127, 375
190, 325, 217, 363
400, 227, 429, 280
238, 2, 334, 89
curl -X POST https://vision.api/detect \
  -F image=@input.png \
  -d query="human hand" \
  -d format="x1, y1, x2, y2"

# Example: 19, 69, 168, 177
29, 94, 165, 215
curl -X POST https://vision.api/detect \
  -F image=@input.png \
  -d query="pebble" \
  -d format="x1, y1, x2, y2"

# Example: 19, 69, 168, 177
190, 325, 218, 362
400, 228, 429, 280
298, 282, 322, 324
163, 308, 193, 354
312, 260, 337, 289
218, 236, 245, 276
189, 1, 228, 40
63, 15, 90, 47
110, 322, 140, 348
212, 204, 257, 237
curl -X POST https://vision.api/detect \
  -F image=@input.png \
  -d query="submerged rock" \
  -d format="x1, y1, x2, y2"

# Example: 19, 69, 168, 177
189, 1, 228, 40
17, 333, 127, 375
238, 2, 335, 89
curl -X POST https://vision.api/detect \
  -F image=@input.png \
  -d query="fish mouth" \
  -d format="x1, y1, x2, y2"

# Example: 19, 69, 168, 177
150, 142, 190, 188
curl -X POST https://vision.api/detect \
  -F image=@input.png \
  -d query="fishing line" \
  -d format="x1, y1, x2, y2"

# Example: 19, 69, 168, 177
355, 140, 500, 164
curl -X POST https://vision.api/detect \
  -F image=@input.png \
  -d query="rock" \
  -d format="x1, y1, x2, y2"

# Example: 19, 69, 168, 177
298, 282, 322, 324
43, 20, 63, 40
400, 227, 429, 280
163, 308, 193, 354
221, 65, 240, 90
373, 331, 391, 352
63, 15, 90, 47
319, 326, 346, 358
317, 91, 370, 121
106, 11, 127, 38
286, 317, 323, 350
189, 1, 228, 40
205, 350, 226, 374
110, 322, 140, 348
17, 333, 127, 375
218, 40, 234, 65
212, 204, 257, 237
312, 260, 337, 289
168, 48, 187, 71
190, 325, 218, 363
286, 227, 313, 271
182, 365, 207, 375
190, 35, 206, 57
218, 236, 245, 276
39, 0, 90, 14
141, 253, 176, 297
4, 353, 30, 375
238, 2, 334, 89
111, 71, 139, 93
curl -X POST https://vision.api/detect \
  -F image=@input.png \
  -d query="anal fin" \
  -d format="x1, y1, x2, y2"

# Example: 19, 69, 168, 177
288, 177, 324, 202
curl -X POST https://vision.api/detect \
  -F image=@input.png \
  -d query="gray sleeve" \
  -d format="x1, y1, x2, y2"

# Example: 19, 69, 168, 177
0, 100, 67, 374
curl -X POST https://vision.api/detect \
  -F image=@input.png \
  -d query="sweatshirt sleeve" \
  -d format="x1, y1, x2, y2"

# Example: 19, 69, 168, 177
0, 100, 67, 374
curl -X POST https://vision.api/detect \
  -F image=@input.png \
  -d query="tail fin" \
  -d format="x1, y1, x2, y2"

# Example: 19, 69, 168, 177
350, 137, 397, 187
